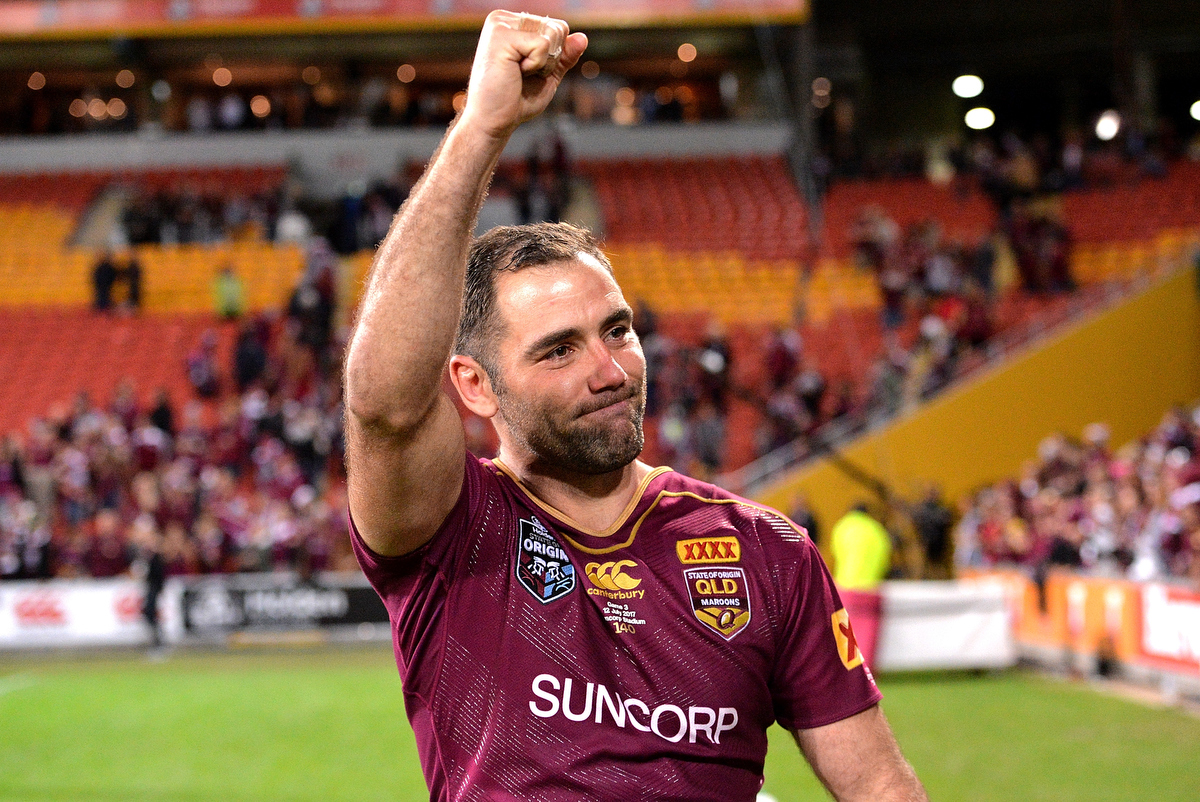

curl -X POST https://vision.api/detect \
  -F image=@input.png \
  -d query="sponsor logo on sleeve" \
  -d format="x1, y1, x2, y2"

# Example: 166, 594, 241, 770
515, 517, 576, 604
683, 566, 751, 640
676, 536, 741, 565
832, 608, 864, 670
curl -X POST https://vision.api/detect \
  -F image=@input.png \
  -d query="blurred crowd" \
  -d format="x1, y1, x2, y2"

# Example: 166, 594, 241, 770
1, 262, 353, 583
955, 408, 1200, 586
112, 137, 569, 258
14, 67, 736, 138
823, 123, 1193, 191
122, 184, 294, 248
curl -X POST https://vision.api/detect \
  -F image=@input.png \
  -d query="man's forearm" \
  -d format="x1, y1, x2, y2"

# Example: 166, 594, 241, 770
344, 119, 507, 432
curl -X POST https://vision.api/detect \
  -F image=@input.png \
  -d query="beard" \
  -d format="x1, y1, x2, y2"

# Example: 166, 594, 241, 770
496, 377, 646, 475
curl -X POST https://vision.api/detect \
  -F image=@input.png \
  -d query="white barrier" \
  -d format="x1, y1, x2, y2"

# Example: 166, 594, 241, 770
1, 575, 1016, 664
0, 578, 152, 649
875, 580, 1017, 671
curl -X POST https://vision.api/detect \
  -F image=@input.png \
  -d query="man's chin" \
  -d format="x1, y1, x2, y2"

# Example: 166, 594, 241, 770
557, 420, 644, 475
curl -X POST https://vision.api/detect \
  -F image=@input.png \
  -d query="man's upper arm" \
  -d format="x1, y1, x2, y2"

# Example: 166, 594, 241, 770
794, 704, 927, 802
346, 393, 466, 557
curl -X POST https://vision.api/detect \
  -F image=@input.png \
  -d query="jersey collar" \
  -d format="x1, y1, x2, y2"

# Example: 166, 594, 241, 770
491, 458, 673, 549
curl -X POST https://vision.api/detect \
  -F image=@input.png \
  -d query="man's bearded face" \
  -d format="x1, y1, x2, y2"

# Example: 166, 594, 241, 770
495, 371, 646, 475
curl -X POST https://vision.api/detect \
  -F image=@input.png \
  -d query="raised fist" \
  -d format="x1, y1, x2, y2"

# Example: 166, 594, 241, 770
460, 10, 588, 140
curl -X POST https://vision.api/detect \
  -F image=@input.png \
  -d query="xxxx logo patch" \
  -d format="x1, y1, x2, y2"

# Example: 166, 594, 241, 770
515, 517, 576, 604
831, 608, 864, 670
676, 536, 741, 565
683, 566, 751, 640
585, 560, 642, 591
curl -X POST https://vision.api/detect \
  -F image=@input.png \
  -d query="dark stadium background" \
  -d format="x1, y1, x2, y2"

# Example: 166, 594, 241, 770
0, 1, 1198, 800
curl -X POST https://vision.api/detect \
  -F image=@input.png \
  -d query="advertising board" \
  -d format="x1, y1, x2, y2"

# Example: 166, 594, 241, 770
0, 578, 150, 648
163, 572, 390, 644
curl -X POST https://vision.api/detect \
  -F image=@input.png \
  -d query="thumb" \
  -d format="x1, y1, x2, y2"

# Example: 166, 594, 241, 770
551, 32, 589, 79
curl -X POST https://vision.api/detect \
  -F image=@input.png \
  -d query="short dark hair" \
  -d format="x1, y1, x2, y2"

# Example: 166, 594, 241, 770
455, 222, 613, 378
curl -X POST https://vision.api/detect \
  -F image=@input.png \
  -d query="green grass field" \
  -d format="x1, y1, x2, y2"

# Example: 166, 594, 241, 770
1, 647, 1197, 801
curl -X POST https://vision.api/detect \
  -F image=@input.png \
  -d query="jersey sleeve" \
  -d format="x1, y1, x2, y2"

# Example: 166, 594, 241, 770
349, 452, 490, 671
764, 522, 882, 732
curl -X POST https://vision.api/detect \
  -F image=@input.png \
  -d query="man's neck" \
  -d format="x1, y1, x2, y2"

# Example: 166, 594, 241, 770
496, 450, 654, 533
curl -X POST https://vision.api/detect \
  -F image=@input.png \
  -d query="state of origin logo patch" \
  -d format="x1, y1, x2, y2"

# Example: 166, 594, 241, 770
515, 517, 576, 604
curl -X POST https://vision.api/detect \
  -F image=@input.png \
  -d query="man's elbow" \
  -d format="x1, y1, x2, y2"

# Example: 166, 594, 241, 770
344, 367, 431, 436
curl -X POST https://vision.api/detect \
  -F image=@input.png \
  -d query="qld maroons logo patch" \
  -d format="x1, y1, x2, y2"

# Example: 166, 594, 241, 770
515, 517, 576, 604
683, 566, 751, 640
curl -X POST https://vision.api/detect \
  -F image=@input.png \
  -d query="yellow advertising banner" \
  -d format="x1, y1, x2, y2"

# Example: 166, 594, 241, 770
963, 569, 1200, 678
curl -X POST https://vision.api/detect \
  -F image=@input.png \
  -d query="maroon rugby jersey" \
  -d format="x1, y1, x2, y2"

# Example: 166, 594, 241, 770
352, 454, 881, 801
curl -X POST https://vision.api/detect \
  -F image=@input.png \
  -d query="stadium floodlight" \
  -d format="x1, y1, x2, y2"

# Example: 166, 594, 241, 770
1190, 100, 1200, 121
116, 69, 135, 89
677, 43, 697, 63
952, 74, 984, 99
1095, 109, 1120, 141
27, 72, 46, 90
964, 107, 995, 130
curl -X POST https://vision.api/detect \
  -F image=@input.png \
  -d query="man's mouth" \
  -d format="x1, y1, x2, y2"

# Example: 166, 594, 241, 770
577, 387, 641, 419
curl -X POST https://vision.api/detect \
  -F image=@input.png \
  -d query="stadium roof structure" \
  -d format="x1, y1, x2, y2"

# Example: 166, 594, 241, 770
0, 0, 810, 40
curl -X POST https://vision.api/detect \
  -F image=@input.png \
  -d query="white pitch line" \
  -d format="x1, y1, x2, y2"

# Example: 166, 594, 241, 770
0, 674, 37, 698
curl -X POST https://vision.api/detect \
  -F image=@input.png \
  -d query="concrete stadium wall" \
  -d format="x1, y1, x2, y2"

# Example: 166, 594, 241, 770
0, 121, 791, 198
756, 265, 1200, 530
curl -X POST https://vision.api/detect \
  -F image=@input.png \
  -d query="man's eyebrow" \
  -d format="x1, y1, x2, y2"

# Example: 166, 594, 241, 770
523, 307, 634, 360
524, 326, 582, 360
602, 307, 634, 330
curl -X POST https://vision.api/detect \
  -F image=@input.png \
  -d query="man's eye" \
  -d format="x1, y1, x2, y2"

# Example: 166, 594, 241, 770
548, 345, 571, 359
608, 326, 629, 341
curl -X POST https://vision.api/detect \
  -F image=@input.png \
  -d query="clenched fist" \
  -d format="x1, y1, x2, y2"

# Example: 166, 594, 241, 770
460, 9, 588, 141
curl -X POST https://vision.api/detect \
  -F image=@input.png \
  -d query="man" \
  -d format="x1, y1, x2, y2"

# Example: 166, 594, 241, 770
344, 10, 926, 801
830, 503, 893, 669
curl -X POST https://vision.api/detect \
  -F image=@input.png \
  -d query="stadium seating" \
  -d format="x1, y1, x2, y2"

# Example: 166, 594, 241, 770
818, 177, 995, 260
3, 156, 1198, 476
0, 165, 294, 312
0, 308, 235, 437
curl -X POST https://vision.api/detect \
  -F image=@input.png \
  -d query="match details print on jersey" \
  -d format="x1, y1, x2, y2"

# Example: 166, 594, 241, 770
584, 559, 648, 635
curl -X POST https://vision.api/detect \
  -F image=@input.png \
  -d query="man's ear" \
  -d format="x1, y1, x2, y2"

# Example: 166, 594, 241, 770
449, 354, 499, 419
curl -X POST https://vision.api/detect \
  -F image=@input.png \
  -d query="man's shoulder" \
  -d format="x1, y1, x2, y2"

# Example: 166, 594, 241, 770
655, 470, 809, 544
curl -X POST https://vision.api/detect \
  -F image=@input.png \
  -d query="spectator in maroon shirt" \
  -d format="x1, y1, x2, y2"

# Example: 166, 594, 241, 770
86, 509, 131, 578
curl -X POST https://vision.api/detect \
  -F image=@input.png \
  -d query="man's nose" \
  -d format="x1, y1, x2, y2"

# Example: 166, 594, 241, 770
587, 340, 627, 392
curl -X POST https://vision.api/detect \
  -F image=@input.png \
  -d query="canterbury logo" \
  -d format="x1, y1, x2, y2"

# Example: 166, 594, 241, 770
585, 560, 642, 591
676, 536, 741, 564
